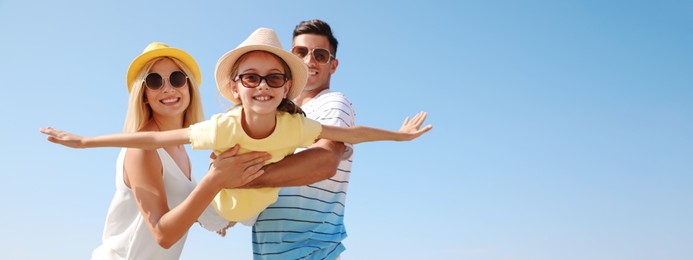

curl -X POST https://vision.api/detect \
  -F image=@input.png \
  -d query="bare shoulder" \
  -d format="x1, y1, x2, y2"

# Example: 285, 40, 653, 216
124, 148, 160, 162
123, 149, 163, 181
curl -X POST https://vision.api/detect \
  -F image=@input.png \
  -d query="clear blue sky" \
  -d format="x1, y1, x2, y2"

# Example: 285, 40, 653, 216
2, 0, 692, 259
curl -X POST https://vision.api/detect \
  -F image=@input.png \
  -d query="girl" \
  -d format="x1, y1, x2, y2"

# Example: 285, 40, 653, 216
69, 42, 269, 260
41, 28, 432, 224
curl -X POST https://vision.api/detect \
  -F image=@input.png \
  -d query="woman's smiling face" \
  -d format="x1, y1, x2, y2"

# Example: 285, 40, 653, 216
144, 58, 191, 120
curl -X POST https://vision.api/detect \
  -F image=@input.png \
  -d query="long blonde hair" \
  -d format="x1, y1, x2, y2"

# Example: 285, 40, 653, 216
123, 57, 205, 132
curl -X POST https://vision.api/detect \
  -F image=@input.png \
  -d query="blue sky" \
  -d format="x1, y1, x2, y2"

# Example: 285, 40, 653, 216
2, 0, 692, 259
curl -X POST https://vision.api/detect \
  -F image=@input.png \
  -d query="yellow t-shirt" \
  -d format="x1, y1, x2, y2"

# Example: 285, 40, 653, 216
189, 107, 322, 221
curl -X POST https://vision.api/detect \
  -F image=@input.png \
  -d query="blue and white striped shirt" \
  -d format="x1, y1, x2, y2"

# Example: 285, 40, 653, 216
253, 90, 356, 260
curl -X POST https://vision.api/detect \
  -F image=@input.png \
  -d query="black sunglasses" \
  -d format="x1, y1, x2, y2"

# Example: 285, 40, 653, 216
234, 73, 288, 88
145, 71, 188, 90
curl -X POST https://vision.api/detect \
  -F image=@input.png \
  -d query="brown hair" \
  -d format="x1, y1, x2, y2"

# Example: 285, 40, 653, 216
293, 19, 339, 56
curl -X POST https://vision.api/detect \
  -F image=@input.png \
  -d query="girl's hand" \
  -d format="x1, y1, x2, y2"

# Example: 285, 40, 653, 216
39, 127, 86, 148
398, 112, 433, 141
209, 145, 271, 189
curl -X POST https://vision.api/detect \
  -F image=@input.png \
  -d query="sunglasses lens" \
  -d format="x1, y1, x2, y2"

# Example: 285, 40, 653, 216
266, 74, 286, 88
237, 74, 286, 88
145, 73, 163, 89
170, 71, 187, 87
313, 49, 330, 63
292, 47, 309, 58
240, 74, 261, 88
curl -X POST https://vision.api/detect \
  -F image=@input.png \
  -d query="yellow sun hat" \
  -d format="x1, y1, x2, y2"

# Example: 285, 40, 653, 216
126, 42, 201, 92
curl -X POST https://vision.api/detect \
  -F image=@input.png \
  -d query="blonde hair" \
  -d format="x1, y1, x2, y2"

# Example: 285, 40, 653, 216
228, 50, 305, 115
123, 57, 205, 132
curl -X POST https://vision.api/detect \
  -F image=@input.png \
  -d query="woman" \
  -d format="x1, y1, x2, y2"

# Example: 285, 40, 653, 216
88, 42, 270, 259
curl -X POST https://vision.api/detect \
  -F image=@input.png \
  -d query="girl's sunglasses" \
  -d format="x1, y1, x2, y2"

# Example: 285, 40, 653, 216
145, 71, 188, 90
235, 73, 288, 88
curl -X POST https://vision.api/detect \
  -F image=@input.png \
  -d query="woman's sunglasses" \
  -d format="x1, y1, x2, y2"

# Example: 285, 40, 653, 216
145, 71, 188, 90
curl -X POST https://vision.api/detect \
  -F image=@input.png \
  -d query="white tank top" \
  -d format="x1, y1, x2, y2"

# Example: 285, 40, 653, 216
91, 148, 226, 260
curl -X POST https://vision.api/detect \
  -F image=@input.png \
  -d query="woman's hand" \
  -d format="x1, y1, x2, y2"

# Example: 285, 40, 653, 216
209, 145, 271, 189
39, 127, 86, 148
216, 221, 237, 237
398, 112, 433, 141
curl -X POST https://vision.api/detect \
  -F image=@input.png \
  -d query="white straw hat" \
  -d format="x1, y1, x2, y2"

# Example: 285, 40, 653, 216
215, 28, 308, 104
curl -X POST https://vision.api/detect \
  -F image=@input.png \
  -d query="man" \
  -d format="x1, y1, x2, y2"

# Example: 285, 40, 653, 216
244, 19, 354, 259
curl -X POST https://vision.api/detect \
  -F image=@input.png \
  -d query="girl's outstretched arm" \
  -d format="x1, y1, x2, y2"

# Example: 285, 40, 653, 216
318, 111, 433, 144
39, 127, 191, 149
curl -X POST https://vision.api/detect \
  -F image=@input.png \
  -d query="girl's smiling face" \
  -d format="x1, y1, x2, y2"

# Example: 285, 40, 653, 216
232, 51, 291, 116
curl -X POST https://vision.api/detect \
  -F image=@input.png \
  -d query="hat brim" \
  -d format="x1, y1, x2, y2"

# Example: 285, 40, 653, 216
127, 47, 202, 92
215, 45, 307, 105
